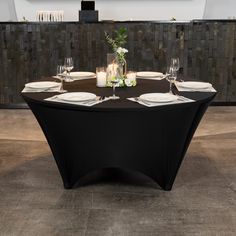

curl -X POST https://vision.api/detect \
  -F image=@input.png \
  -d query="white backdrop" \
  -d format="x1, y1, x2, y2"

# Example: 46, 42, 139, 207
0, 0, 17, 21
203, 0, 236, 19
1, 0, 236, 22
13, 0, 206, 21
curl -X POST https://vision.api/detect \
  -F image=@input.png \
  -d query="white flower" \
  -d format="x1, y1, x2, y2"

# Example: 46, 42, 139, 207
124, 78, 137, 87
116, 47, 128, 54
124, 78, 133, 87
119, 79, 124, 86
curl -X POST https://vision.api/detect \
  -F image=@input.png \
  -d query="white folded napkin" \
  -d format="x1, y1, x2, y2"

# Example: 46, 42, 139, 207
127, 96, 195, 107
175, 81, 216, 92
22, 84, 61, 93
44, 95, 111, 107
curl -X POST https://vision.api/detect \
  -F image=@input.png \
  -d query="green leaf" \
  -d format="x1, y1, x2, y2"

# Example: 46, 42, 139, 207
104, 27, 128, 53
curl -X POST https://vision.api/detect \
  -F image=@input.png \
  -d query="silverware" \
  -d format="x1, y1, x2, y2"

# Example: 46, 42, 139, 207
99, 96, 105, 101
39, 87, 58, 92
46, 95, 57, 99
48, 95, 108, 105
81, 96, 104, 105
134, 97, 151, 105
172, 91, 190, 101
34, 87, 60, 92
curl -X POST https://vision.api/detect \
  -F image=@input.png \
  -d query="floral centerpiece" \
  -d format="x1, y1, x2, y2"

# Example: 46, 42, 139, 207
105, 27, 136, 87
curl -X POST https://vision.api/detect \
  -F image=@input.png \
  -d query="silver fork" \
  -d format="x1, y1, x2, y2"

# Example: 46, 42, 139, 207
38, 85, 61, 92
81, 96, 105, 105
134, 97, 151, 105
172, 91, 189, 101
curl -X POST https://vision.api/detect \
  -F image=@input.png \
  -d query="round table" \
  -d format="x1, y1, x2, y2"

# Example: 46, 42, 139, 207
22, 78, 216, 190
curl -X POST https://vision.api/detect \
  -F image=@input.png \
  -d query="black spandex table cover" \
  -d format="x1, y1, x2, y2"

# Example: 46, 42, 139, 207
22, 78, 216, 190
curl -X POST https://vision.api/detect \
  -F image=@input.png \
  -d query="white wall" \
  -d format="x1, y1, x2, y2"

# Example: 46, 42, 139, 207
0, 0, 10, 20
0, 0, 17, 21
203, 0, 236, 19
2, 0, 236, 22
13, 0, 206, 22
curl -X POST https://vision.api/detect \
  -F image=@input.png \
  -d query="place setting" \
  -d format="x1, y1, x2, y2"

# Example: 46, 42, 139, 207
22, 81, 62, 93
44, 92, 110, 106
136, 58, 180, 81
54, 71, 96, 81
128, 92, 194, 107
64, 71, 96, 80
175, 81, 216, 92
128, 58, 195, 107
22, 57, 97, 94
136, 71, 167, 80
53, 57, 96, 82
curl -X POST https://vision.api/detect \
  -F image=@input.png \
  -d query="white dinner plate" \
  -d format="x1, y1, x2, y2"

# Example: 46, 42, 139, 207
57, 92, 96, 102
25, 81, 60, 89
177, 81, 212, 89
136, 71, 164, 78
66, 71, 96, 79
139, 93, 178, 103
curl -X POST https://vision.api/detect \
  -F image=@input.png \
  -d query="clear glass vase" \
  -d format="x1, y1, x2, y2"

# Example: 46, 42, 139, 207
106, 53, 125, 87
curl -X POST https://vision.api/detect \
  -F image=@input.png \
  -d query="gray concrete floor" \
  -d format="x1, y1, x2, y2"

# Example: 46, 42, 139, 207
0, 107, 235, 236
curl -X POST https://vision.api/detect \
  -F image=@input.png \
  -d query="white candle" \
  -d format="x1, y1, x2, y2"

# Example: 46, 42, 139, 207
107, 63, 118, 77
125, 71, 137, 87
96, 71, 107, 87
126, 72, 136, 80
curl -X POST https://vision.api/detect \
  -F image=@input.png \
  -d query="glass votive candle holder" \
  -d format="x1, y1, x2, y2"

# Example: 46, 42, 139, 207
125, 71, 137, 87
96, 67, 107, 87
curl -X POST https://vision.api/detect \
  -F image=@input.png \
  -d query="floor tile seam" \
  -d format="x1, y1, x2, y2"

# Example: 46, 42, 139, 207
192, 134, 236, 140
87, 206, 175, 211
88, 204, 235, 211
3, 206, 234, 214
0, 155, 51, 160
176, 183, 233, 189
83, 208, 93, 236
11, 205, 94, 210
0, 138, 47, 143
91, 191, 93, 209
193, 137, 236, 141
0, 189, 69, 193
91, 190, 160, 196
90, 192, 163, 197
14, 206, 94, 211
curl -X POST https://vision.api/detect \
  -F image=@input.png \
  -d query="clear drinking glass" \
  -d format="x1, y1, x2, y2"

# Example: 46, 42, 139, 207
110, 78, 120, 100
64, 57, 74, 82
170, 57, 180, 79
166, 66, 177, 94
57, 65, 67, 93
171, 58, 180, 71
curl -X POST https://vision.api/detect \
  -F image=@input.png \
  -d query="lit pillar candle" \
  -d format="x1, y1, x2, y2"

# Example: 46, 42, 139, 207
96, 67, 107, 87
96, 71, 107, 87
107, 63, 118, 78
125, 71, 137, 87
126, 72, 136, 80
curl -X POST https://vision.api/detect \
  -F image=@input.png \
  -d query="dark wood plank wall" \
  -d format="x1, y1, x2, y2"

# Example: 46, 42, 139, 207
0, 21, 236, 104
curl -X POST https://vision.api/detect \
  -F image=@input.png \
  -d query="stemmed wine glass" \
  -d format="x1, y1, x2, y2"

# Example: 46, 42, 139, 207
110, 78, 120, 100
166, 66, 177, 94
64, 57, 74, 82
170, 57, 180, 79
56, 65, 67, 93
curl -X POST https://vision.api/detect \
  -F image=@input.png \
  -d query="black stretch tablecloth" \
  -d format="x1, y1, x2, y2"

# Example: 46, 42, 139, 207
22, 78, 216, 190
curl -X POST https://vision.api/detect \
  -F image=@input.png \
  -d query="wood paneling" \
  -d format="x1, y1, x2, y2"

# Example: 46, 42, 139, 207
0, 21, 235, 104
